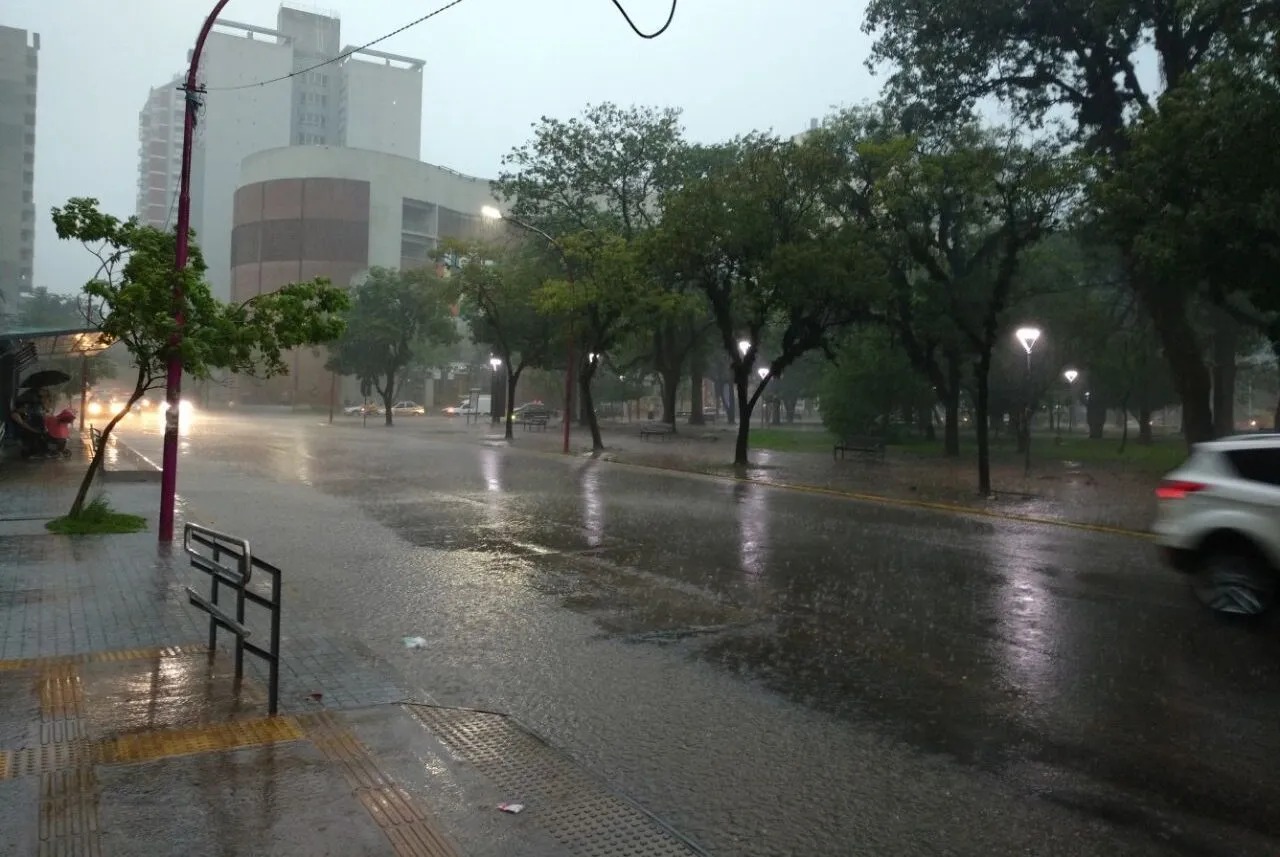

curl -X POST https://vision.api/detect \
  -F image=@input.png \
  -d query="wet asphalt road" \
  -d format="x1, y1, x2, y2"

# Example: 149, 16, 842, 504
116, 411, 1280, 856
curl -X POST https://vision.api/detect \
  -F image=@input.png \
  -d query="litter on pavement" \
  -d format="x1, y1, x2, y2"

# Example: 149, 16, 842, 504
402, 636, 428, 650
497, 802, 525, 814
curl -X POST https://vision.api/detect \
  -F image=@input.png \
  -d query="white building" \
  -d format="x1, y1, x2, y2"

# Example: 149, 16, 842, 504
136, 4, 424, 301
230, 145, 500, 406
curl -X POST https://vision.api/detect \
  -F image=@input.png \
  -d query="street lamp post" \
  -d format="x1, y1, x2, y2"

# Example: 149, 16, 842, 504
756, 366, 769, 428
489, 356, 503, 425
158, 0, 235, 543
1063, 369, 1079, 435
1015, 327, 1042, 476
481, 206, 574, 454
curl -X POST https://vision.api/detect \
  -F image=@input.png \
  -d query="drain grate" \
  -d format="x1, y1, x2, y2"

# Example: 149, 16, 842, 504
408, 705, 705, 856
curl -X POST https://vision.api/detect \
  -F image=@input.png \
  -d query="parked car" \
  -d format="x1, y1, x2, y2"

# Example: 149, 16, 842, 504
512, 402, 554, 420
391, 401, 426, 416
444, 394, 492, 416
342, 402, 382, 416
1153, 433, 1280, 615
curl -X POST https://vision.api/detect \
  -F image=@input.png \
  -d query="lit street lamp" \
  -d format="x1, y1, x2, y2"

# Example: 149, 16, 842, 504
756, 366, 769, 427
1063, 368, 1079, 435
481, 206, 574, 454
489, 356, 503, 425
1015, 326, 1042, 475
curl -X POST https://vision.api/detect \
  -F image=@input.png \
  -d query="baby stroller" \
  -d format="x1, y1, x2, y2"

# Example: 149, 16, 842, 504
39, 409, 76, 458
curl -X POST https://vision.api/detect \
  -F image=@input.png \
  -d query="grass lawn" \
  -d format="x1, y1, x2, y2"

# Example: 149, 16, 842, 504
46, 496, 147, 535
747, 426, 1188, 474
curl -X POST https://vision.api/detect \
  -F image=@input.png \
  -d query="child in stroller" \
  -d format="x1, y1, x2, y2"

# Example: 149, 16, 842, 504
43, 407, 76, 458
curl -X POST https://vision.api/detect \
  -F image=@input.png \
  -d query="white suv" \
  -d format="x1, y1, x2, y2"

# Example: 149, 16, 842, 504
1153, 434, 1280, 615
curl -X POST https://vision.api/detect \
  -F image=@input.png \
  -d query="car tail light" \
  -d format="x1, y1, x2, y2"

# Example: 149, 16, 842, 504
1155, 479, 1208, 500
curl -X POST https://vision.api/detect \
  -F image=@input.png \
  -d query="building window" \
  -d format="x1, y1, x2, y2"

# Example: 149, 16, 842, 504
25, 132, 35, 146
26, 94, 35, 106
25, 113, 35, 127
21, 230, 33, 243
23, 190, 31, 202
23, 152, 33, 165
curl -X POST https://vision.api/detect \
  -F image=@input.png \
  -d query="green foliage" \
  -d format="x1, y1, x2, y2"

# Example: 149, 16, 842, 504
1098, 57, 1280, 338
51, 197, 348, 515
327, 266, 458, 419
46, 496, 146, 535
445, 238, 557, 372
819, 328, 927, 440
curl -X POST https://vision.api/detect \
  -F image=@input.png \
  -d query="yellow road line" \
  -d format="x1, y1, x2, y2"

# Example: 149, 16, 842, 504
0, 644, 208, 673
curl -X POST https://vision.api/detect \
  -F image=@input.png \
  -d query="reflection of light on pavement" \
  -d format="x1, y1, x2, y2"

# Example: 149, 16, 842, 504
479, 448, 504, 528
580, 464, 604, 548
736, 481, 769, 583
988, 528, 1062, 702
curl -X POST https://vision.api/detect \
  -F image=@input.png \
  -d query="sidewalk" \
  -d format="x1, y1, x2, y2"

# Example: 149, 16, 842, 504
421, 417, 1159, 535
0, 437, 706, 857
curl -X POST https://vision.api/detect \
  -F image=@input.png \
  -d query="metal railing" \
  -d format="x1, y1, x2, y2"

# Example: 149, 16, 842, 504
183, 523, 283, 715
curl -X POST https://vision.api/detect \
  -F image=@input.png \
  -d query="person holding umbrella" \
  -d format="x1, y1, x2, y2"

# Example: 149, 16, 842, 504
9, 369, 72, 459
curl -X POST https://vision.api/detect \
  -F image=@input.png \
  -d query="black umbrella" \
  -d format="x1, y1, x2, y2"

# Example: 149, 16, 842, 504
21, 369, 71, 389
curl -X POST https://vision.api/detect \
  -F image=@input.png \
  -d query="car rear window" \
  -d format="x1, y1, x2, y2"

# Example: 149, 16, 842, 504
1225, 447, 1280, 487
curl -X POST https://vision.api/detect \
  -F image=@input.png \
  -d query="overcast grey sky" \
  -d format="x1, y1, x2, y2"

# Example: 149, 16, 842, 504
7, 0, 880, 293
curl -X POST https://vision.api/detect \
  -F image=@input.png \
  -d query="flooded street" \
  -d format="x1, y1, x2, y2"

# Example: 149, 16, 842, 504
118, 411, 1280, 856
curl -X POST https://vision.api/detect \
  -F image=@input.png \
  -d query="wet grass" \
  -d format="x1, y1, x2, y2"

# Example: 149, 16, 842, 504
46, 496, 147, 535
745, 426, 1189, 474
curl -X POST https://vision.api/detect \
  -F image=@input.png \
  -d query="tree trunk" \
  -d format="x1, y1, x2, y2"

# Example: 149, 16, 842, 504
942, 356, 961, 456
380, 369, 396, 426
785, 396, 799, 424
659, 366, 680, 427
733, 371, 754, 466
70, 382, 146, 517
974, 354, 993, 497
918, 404, 934, 440
504, 365, 521, 441
724, 381, 736, 425
1138, 402, 1153, 445
1118, 394, 1131, 454
689, 352, 705, 425
1212, 311, 1238, 436
579, 360, 603, 451
1137, 278, 1213, 443
1087, 396, 1106, 439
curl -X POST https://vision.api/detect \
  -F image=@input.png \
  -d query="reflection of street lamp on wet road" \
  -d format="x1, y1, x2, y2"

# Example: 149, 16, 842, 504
1063, 369, 1079, 435
482, 205, 573, 454
489, 356, 503, 425
1015, 326, 1042, 475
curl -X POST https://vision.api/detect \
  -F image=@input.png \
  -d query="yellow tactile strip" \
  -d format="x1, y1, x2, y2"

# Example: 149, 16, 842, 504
38, 766, 102, 857
0, 644, 209, 672
38, 663, 86, 744
0, 716, 306, 780
299, 711, 459, 857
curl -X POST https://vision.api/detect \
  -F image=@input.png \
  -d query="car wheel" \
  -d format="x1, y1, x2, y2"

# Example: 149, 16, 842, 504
1192, 551, 1277, 616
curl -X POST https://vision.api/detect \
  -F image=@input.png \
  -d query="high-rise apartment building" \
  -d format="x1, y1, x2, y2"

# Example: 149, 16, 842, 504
0, 25, 39, 313
136, 4, 424, 300
135, 76, 185, 230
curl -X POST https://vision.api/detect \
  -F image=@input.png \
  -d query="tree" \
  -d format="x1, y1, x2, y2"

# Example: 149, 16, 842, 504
863, 0, 1276, 443
327, 267, 457, 426
494, 103, 688, 450
852, 124, 1080, 495
446, 240, 557, 440
656, 135, 883, 465
820, 328, 927, 439
51, 198, 348, 517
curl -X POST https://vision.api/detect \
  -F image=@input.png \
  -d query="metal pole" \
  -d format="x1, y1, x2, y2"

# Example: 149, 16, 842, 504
78, 355, 87, 432
563, 334, 575, 454
1024, 352, 1033, 476
160, 0, 233, 543
328, 371, 335, 424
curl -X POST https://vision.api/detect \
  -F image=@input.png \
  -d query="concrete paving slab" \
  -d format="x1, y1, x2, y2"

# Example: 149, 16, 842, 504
96, 741, 389, 857
0, 778, 39, 857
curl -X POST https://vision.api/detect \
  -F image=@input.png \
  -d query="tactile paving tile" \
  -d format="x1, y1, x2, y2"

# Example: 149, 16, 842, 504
0, 644, 208, 672
298, 711, 459, 857
407, 705, 706, 856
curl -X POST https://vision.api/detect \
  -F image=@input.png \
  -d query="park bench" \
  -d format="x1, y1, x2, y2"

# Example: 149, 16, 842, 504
834, 435, 885, 461
518, 415, 549, 432
639, 423, 675, 441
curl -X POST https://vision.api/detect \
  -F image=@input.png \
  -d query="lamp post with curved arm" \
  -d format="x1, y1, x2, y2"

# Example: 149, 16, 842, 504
158, 0, 235, 543
481, 206, 575, 454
